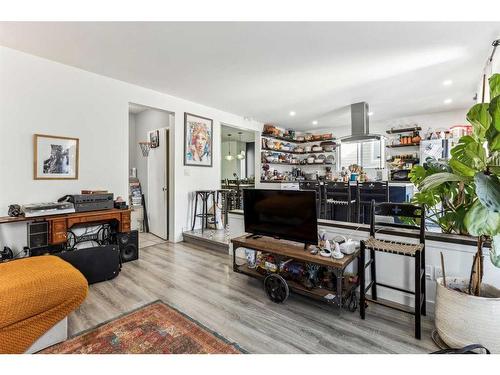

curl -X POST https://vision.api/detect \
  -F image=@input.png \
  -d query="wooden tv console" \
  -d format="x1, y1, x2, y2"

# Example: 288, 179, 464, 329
231, 235, 360, 313
0, 209, 131, 245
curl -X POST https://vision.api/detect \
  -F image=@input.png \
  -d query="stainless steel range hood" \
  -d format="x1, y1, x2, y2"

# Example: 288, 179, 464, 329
340, 102, 383, 143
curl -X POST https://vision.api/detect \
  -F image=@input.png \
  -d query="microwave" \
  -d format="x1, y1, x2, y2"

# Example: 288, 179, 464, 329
391, 169, 411, 181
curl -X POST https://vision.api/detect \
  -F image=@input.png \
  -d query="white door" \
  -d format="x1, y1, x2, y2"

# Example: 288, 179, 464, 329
147, 128, 168, 240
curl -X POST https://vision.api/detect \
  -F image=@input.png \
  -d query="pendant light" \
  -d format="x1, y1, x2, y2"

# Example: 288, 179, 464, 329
225, 134, 234, 161
236, 131, 246, 160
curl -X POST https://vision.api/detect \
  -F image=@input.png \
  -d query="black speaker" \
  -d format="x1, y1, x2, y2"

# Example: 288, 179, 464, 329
116, 230, 139, 263
55, 245, 121, 285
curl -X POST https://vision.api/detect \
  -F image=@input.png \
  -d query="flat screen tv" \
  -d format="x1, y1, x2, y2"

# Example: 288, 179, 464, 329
243, 189, 318, 246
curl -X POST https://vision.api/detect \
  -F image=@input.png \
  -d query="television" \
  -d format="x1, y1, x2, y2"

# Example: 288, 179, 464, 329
243, 189, 318, 246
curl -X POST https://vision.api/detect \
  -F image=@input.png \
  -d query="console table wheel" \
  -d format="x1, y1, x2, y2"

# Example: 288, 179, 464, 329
264, 274, 289, 303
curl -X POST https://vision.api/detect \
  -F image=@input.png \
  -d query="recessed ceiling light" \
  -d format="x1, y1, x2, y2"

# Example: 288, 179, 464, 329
312, 120, 318, 125
289, 111, 296, 116
444, 98, 453, 104
368, 112, 374, 116
443, 80, 453, 86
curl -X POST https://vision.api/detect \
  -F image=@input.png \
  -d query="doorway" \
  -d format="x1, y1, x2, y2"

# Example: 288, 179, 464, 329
128, 103, 173, 241
220, 124, 256, 210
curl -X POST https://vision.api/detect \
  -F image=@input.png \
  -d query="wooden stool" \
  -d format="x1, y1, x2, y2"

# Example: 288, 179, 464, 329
359, 200, 426, 339
191, 190, 216, 233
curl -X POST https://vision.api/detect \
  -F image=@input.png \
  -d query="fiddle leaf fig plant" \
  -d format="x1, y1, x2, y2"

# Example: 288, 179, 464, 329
410, 73, 500, 295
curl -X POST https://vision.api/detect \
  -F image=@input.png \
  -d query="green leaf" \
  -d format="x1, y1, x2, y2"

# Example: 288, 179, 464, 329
449, 158, 476, 177
409, 165, 427, 185
467, 103, 491, 139
489, 96, 500, 132
419, 172, 465, 192
450, 136, 485, 174
490, 235, 500, 268
464, 200, 500, 237
489, 73, 500, 100
474, 172, 500, 212
488, 129, 500, 151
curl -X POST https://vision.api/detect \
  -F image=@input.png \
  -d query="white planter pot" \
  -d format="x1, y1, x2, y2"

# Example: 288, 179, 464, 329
435, 277, 500, 353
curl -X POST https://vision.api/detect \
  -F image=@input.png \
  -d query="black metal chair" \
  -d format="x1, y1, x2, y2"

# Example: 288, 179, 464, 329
299, 181, 323, 218
356, 181, 389, 224
323, 181, 356, 222
359, 200, 426, 339
191, 190, 216, 233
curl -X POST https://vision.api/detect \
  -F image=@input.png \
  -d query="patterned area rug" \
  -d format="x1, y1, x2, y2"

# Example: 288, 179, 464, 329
40, 301, 244, 354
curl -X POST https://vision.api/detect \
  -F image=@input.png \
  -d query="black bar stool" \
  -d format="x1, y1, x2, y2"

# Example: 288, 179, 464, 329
191, 190, 216, 233
216, 189, 235, 229
299, 181, 323, 218
323, 181, 356, 222
356, 181, 389, 224
359, 200, 426, 339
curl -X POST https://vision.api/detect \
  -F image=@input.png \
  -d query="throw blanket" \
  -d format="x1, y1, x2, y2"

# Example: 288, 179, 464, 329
0, 256, 88, 353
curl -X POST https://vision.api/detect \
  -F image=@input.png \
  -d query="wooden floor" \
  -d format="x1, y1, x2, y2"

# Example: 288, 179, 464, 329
69, 234, 438, 353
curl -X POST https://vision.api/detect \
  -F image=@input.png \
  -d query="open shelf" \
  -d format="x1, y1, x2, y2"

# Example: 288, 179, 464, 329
386, 126, 422, 135
261, 147, 336, 155
386, 143, 420, 148
263, 161, 333, 167
236, 264, 357, 301
262, 133, 335, 144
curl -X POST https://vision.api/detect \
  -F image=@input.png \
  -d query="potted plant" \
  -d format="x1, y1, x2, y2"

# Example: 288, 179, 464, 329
409, 73, 500, 351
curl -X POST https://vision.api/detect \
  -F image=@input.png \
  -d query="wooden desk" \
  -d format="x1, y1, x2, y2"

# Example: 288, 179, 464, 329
231, 235, 359, 313
0, 209, 131, 245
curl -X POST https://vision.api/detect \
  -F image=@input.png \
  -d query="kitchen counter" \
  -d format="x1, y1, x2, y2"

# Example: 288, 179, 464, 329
260, 180, 413, 187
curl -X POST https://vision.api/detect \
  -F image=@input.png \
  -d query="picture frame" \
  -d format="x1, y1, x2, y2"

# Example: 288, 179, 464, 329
184, 112, 213, 167
34, 134, 79, 180
150, 129, 160, 148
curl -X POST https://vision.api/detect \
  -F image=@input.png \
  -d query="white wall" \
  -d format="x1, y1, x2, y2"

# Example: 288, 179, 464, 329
0, 46, 262, 245
128, 113, 136, 173
221, 140, 246, 179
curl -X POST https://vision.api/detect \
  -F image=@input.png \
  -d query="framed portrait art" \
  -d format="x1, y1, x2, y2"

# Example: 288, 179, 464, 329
184, 112, 213, 167
34, 134, 79, 180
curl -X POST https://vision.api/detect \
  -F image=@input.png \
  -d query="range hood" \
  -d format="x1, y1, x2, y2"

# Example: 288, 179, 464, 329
340, 102, 383, 143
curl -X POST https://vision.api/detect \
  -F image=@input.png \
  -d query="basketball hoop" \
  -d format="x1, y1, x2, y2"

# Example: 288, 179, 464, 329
139, 142, 152, 157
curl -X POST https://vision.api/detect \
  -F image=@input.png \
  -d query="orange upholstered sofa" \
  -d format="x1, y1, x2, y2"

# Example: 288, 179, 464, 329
0, 256, 88, 354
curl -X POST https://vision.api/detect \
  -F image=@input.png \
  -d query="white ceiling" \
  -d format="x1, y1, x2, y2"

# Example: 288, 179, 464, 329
1, 22, 499, 130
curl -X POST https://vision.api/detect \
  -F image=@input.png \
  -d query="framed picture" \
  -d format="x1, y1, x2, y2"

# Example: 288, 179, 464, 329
34, 134, 79, 180
184, 112, 213, 167
150, 129, 160, 148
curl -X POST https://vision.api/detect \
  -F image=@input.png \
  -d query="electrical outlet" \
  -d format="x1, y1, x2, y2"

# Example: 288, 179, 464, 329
435, 266, 443, 280
425, 265, 434, 280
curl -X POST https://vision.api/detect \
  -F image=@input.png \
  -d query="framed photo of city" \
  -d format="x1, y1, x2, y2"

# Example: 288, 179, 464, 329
184, 112, 213, 167
34, 134, 79, 180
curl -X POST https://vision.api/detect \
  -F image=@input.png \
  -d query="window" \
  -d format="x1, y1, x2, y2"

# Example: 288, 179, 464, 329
340, 139, 384, 169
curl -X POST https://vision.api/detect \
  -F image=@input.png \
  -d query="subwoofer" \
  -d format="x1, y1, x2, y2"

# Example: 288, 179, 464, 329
116, 230, 138, 263
55, 245, 121, 285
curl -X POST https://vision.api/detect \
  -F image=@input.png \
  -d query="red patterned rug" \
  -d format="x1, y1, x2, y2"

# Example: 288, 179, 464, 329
40, 301, 244, 354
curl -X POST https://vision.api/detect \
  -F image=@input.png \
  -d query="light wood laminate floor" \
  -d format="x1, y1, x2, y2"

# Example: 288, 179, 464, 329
68, 237, 438, 353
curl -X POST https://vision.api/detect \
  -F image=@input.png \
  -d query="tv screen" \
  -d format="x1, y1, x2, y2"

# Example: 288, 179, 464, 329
243, 189, 318, 245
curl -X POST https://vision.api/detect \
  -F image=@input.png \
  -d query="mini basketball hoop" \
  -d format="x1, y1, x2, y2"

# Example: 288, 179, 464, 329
139, 141, 152, 157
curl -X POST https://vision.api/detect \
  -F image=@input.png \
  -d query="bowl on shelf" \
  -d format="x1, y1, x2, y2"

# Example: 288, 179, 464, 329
295, 136, 305, 142
325, 155, 335, 164
307, 155, 316, 164
312, 145, 323, 152
294, 146, 304, 153
304, 145, 312, 152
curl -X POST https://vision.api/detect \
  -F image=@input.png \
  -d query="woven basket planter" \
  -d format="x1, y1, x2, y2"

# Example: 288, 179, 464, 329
435, 277, 500, 353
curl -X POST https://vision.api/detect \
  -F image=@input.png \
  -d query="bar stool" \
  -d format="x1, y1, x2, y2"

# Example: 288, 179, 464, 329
216, 189, 235, 229
356, 181, 389, 224
299, 181, 323, 218
323, 181, 356, 222
359, 200, 426, 339
191, 190, 216, 233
